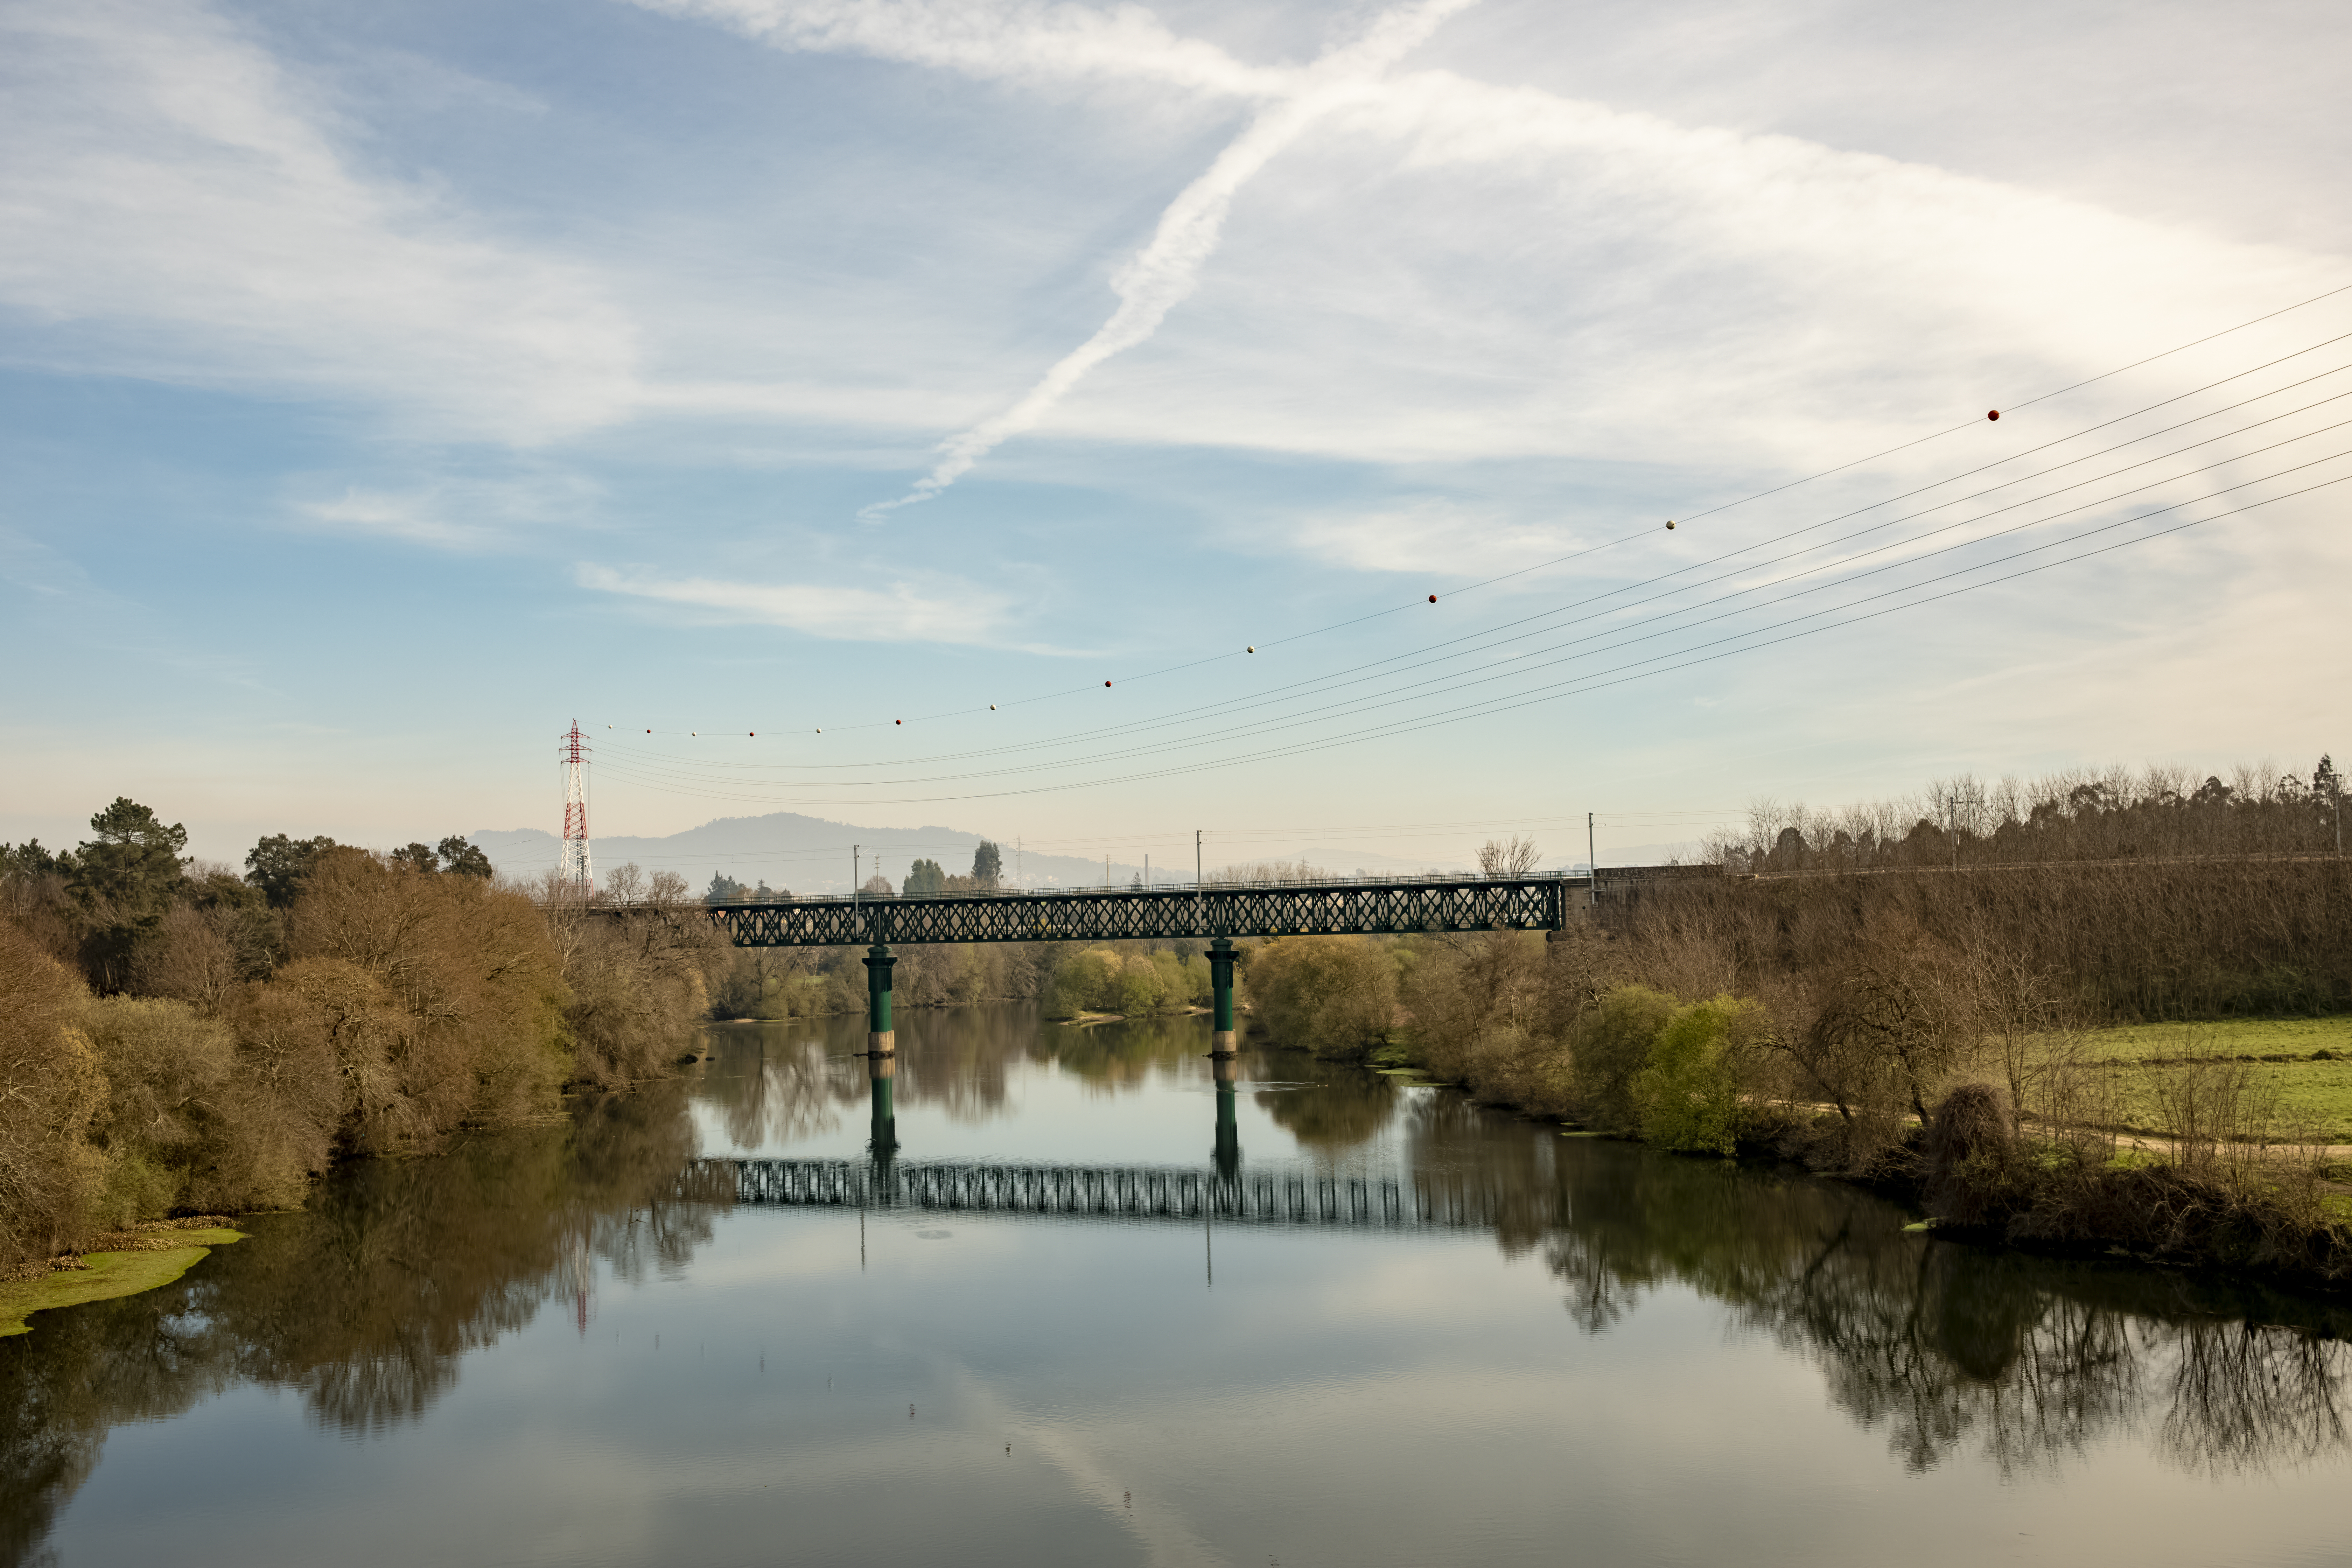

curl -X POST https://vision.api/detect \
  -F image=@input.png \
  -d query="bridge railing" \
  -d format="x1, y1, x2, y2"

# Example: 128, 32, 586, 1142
681, 867, 1609, 908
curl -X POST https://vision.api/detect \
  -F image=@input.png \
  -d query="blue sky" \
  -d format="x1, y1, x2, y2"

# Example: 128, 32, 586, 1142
5, 0, 2349, 877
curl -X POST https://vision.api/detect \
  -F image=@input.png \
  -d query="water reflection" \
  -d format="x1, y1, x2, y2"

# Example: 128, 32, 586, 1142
1253, 1067, 1393, 1155
1528, 1120, 2351, 1479
4, 1003, 2349, 1566
0, 1088, 719, 1559
688, 1009, 1224, 1150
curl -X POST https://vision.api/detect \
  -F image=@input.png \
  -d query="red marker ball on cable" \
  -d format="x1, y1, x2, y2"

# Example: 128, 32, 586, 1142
1428, 594, 1437, 603
1987, 410, 2000, 421
895, 719, 902, 725
1105, 680, 1113, 687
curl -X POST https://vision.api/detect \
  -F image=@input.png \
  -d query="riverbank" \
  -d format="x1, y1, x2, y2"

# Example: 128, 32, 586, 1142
0, 1222, 245, 1336
1361, 1010, 2352, 1295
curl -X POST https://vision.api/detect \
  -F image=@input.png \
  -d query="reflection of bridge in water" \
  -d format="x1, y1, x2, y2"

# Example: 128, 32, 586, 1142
679, 1158, 1492, 1231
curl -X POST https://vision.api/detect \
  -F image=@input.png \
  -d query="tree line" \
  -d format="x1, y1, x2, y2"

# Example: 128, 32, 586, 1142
0, 799, 725, 1270
1713, 756, 2345, 872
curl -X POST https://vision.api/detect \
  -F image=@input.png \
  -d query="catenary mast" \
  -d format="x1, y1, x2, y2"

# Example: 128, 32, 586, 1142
559, 720, 594, 892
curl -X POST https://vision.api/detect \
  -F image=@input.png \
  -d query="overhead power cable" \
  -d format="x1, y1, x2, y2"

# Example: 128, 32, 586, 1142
595, 427, 2352, 794
603, 282, 2352, 741
587, 463, 2351, 806
604, 362, 2352, 780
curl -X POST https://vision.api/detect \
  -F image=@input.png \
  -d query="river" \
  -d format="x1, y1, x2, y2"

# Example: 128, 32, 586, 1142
6, 1003, 2349, 1566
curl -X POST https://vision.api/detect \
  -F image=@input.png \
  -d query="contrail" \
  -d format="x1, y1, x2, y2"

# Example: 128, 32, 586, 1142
859, 0, 1478, 522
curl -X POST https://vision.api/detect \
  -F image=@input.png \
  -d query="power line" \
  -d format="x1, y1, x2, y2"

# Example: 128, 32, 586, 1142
589, 465, 2352, 807
602, 336, 2352, 778
717, 368, 2352, 778
593, 430, 2352, 796
600, 287, 2352, 742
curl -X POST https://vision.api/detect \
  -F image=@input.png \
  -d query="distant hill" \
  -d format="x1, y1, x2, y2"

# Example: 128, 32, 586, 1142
469, 811, 1121, 895
467, 812, 1698, 895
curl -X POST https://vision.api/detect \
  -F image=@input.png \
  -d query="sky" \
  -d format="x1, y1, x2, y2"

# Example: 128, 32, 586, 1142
4, 0, 2349, 881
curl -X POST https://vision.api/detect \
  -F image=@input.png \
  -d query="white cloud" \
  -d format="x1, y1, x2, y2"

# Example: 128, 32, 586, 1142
856, 0, 1479, 519
631, 0, 1294, 98
636, 0, 2342, 513
576, 563, 1024, 646
1274, 499, 1574, 576
0, 0, 641, 444
291, 471, 602, 552
1038, 69, 2340, 477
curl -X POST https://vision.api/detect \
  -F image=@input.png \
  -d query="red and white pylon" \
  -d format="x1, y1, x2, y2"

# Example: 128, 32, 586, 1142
559, 720, 594, 892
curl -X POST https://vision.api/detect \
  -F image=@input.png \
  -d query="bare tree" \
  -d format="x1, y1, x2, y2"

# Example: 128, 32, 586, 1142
1477, 835, 1542, 877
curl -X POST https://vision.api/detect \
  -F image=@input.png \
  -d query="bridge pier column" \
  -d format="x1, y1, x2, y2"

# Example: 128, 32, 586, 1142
1208, 937, 1238, 1056
863, 943, 896, 1056
1212, 1049, 1240, 1182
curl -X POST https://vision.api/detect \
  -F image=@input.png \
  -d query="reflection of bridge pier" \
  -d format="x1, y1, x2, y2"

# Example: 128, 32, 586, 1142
1212, 1049, 1240, 1182
867, 1048, 898, 1160
1208, 934, 1241, 1181
864, 943, 898, 1160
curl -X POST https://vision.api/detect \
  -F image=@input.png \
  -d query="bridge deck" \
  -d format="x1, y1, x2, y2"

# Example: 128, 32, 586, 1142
679, 1158, 1493, 1230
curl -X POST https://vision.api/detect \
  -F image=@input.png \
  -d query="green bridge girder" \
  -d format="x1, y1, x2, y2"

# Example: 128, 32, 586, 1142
705, 873, 1595, 948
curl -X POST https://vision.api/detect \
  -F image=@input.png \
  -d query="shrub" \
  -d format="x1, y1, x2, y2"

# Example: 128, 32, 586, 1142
79, 995, 236, 1223
1046, 948, 1124, 1017
1922, 1082, 2016, 1227
1632, 996, 1760, 1155
1245, 937, 1397, 1059
285, 850, 570, 1142
1570, 985, 1680, 1132
0, 922, 106, 1265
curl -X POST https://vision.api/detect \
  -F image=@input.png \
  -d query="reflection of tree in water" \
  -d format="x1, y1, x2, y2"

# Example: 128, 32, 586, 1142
1253, 1065, 1394, 1158
698, 1027, 844, 1151
0, 1082, 723, 1556
1405, 1091, 1567, 1261
692, 1004, 1230, 1147
1517, 1132, 2352, 1479
2160, 1317, 2349, 1477
1035, 1012, 1213, 1098
893, 1007, 1031, 1123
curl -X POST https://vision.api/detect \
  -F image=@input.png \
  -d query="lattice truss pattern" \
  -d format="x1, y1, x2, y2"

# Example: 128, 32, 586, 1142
706, 876, 1581, 948
678, 1159, 1494, 1230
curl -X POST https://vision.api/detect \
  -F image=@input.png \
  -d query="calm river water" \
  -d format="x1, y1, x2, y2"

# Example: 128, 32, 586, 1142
7, 1004, 2351, 1567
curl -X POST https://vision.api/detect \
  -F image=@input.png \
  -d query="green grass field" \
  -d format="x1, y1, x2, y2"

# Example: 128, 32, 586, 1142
2067, 1017, 2352, 1144
2092, 1059, 2352, 1143
2077, 1015, 2352, 1062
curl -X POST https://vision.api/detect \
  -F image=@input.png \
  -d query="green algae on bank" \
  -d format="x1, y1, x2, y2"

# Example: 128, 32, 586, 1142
0, 1228, 245, 1337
